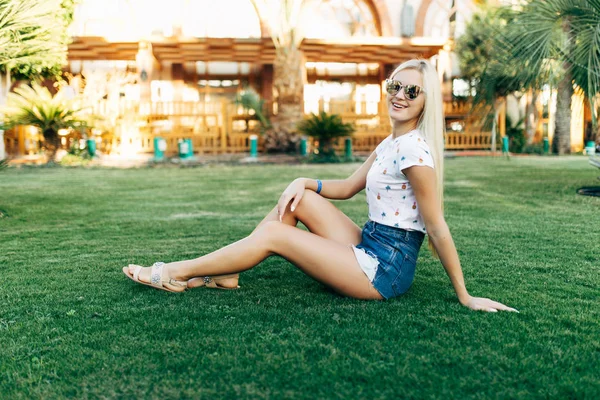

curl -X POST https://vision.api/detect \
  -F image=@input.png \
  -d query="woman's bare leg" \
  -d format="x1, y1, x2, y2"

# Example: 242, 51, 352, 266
254, 190, 362, 242
128, 192, 379, 299
187, 190, 362, 288
130, 220, 381, 300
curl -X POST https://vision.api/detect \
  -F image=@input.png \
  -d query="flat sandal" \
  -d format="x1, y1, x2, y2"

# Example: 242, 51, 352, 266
122, 262, 188, 293
187, 274, 240, 290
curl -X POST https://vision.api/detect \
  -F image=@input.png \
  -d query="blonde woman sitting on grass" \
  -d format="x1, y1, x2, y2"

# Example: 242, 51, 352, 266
123, 59, 518, 313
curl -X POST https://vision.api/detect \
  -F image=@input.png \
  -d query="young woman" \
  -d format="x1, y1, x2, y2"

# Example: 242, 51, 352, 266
123, 59, 518, 313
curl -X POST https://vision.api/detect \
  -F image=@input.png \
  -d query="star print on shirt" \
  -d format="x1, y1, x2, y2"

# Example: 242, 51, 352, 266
367, 131, 433, 233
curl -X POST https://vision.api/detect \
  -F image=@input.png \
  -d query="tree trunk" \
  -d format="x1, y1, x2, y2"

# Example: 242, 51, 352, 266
268, 45, 306, 152
525, 91, 539, 145
490, 98, 503, 153
553, 73, 573, 155
553, 19, 574, 155
43, 129, 60, 164
0, 70, 9, 161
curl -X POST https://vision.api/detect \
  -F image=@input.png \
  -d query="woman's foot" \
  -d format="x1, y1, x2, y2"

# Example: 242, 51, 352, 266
125, 262, 188, 292
187, 274, 240, 290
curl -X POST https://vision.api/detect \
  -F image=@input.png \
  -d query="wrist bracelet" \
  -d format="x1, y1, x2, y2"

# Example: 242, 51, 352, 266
316, 179, 322, 194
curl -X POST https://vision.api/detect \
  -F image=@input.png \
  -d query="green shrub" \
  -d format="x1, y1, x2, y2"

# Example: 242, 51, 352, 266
506, 116, 526, 153
523, 143, 544, 155
59, 154, 91, 167
0, 83, 87, 164
67, 141, 88, 157
297, 112, 354, 160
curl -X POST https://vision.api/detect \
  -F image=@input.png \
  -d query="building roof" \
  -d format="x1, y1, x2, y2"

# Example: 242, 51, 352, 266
68, 36, 445, 64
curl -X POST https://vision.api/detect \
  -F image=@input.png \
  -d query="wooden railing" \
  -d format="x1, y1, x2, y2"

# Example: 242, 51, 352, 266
2, 126, 82, 158
4, 99, 492, 158
306, 99, 386, 121
444, 101, 472, 116
445, 131, 493, 150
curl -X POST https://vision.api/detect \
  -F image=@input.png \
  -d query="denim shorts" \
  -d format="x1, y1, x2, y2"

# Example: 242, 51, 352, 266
354, 220, 425, 300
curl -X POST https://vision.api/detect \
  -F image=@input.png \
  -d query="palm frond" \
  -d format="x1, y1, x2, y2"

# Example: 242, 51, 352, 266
234, 89, 271, 129
1, 82, 87, 132
248, 0, 306, 49
0, 0, 67, 69
485, 0, 600, 121
297, 112, 354, 141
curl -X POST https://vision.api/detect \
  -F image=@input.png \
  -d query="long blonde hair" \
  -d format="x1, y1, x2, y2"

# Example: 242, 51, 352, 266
388, 59, 445, 257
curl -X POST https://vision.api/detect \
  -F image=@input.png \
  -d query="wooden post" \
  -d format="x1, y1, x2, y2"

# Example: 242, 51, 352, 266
18, 126, 26, 155
221, 99, 228, 152
570, 87, 585, 152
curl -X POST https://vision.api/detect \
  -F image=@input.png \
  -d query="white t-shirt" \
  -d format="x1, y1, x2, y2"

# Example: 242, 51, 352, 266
365, 130, 435, 233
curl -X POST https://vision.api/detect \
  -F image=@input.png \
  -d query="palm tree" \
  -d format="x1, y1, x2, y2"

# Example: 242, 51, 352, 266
250, 0, 307, 152
297, 111, 355, 158
0, 83, 87, 163
502, 0, 600, 154
456, 7, 522, 151
0, 0, 70, 160
0, 0, 67, 71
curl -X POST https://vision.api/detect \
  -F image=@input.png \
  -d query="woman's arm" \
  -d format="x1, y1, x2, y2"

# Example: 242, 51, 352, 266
277, 152, 377, 219
303, 151, 378, 199
404, 165, 518, 313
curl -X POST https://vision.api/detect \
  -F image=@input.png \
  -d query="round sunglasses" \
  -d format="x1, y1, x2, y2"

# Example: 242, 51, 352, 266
385, 79, 424, 101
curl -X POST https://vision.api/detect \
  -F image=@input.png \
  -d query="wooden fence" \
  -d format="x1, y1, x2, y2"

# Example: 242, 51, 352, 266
3, 126, 81, 157
4, 99, 494, 158
445, 131, 494, 150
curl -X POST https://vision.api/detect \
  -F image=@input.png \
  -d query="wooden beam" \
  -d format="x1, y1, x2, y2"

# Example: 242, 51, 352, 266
68, 36, 445, 64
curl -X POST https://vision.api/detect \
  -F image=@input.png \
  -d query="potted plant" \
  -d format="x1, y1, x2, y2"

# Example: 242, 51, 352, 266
0, 83, 87, 164
297, 111, 354, 162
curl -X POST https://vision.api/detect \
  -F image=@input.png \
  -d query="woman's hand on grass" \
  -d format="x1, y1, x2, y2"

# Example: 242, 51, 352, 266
277, 178, 307, 221
460, 295, 519, 313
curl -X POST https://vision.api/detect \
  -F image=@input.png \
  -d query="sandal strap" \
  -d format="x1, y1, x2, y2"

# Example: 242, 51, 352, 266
168, 278, 188, 288
150, 262, 165, 288
150, 262, 188, 289
203, 276, 218, 288
132, 265, 143, 282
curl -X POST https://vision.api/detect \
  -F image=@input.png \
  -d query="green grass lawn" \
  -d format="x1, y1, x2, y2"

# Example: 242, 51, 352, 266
1, 156, 598, 399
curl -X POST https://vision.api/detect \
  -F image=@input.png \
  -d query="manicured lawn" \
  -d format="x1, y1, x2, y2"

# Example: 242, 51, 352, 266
0, 156, 598, 399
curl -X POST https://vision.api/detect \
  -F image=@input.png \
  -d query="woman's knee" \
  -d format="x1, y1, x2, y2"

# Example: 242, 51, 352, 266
252, 221, 285, 251
293, 190, 321, 216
